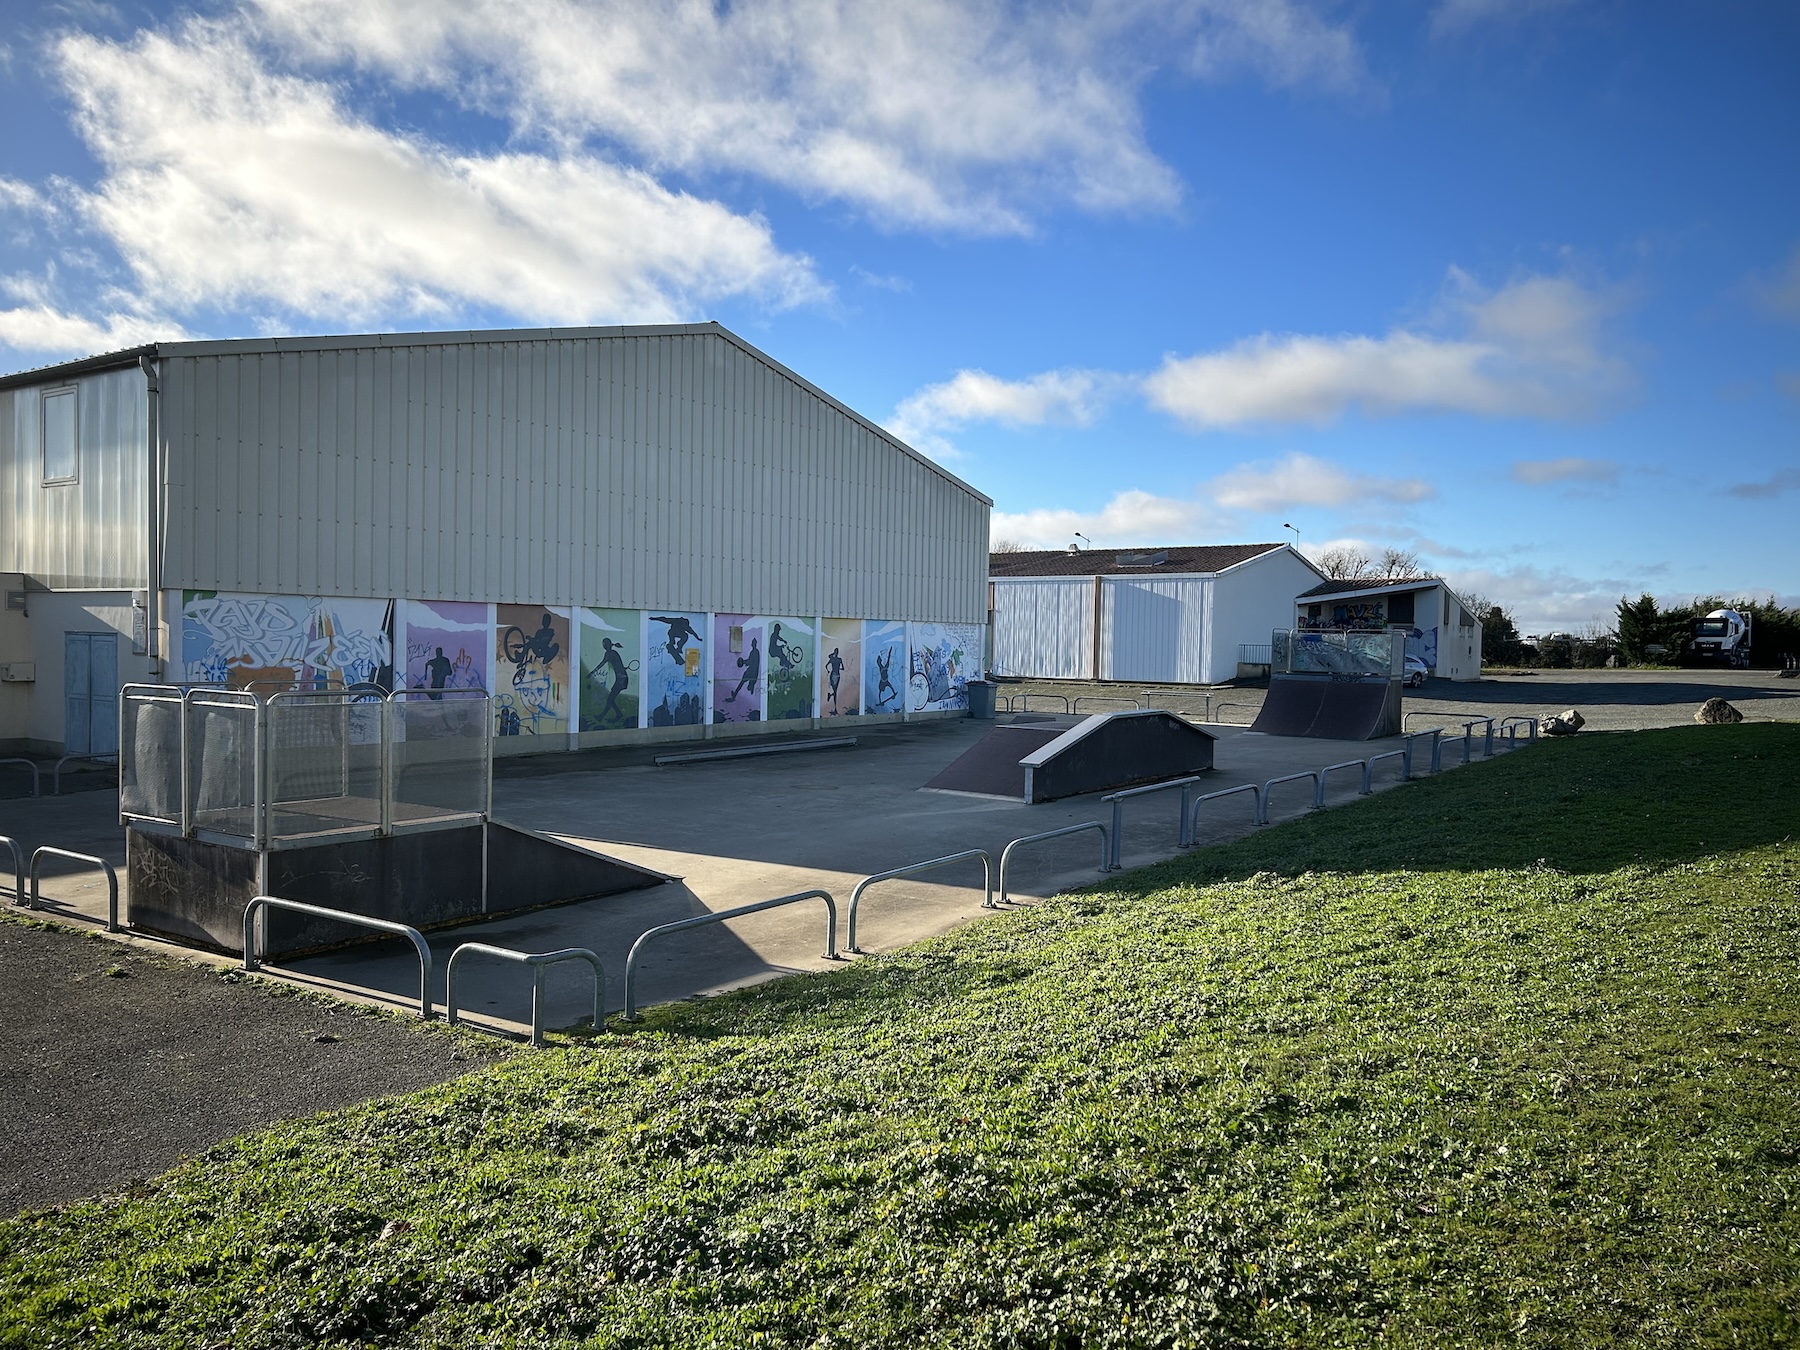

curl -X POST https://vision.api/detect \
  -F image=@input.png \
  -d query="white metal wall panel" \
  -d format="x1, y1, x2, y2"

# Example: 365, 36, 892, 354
158, 328, 988, 621
1207, 549, 1324, 683
1102, 577, 1212, 683
0, 368, 147, 588
991, 577, 1092, 678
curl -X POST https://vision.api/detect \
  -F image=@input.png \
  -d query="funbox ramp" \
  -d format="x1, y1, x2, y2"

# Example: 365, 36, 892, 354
926, 710, 1216, 804
1249, 674, 1402, 741
126, 821, 672, 960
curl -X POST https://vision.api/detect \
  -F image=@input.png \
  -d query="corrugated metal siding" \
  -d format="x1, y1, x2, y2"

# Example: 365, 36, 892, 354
0, 368, 147, 588
991, 577, 1092, 678
160, 331, 987, 622
1102, 577, 1211, 683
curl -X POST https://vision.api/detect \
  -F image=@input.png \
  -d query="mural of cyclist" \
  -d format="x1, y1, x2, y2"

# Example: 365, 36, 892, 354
825, 645, 845, 709
768, 621, 802, 673
726, 636, 761, 703
650, 615, 702, 664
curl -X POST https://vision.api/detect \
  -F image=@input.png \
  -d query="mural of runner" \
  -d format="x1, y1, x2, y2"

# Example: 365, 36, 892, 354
862, 620, 906, 714
578, 607, 641, 731
909, 621, 981, 712
181, 591, 393, 692
764, 617, 815, 720
820, 617, 861, 717
713, 613, 765, 723
493, 605, 569, 736
401, 600, 488, 697
643, 612, 705, 726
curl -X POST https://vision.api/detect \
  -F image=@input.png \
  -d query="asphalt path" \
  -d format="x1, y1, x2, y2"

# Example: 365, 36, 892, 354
0, 918, 506, 1215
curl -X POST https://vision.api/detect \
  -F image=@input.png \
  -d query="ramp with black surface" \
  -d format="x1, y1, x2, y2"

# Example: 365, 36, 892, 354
1249, 674, 1402, 741
925, 710, 1216, 803
924, 721, 1070, 799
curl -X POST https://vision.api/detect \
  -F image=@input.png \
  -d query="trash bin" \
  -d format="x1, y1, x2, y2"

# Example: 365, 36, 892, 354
966, 679, 997, 720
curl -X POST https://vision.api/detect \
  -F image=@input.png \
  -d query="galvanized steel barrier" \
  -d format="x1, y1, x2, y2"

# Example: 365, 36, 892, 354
1184, 782, 1265, 843
446, 942, 604, 1047
997, 823, 1109, 904
0, 758, 39, 798
1462, 717, 1496, 760
1, 835, 23, 906
623, 889, 839, 1019
1101, 776, 1204, 867
241, 895, 434, 1019
1071, 694, 1143, 715
1210, 702, 1258, 726
848, 853, 991, 953
53, 753, 116, 796
1364, 749, 1410, 792
1499, 715, 1539, 746
1260, 770, 1322, 825
28, 847, 119, 931
1319, 759, 1369, 804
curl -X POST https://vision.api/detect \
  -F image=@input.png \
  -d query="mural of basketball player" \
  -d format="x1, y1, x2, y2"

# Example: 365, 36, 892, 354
651, 615, 702, 664
825, 645, 845, 709
726, 636, 761, 703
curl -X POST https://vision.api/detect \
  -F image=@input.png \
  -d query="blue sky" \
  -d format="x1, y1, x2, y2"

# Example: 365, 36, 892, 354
2, 0, 1796, 633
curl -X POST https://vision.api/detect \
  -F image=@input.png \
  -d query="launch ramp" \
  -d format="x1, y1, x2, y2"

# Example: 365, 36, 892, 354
926, 710, 1216, 804
1249, 629, 1406, 741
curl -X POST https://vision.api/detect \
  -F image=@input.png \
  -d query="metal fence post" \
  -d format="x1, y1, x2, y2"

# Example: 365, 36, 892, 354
1, 835, 23, 907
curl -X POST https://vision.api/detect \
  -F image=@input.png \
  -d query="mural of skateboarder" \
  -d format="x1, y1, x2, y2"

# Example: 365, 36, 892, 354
825, 645, 845, 708
874, 645, 899, 708
650, 615, 702, 665
768, 622, 802, 673
589, 636, 632, 726
726, 636, 761, 703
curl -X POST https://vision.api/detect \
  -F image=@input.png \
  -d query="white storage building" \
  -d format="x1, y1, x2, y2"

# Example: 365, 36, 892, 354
1295, 576, 1484, 680
0, 322, 992, 758
990, 543, 1325, 686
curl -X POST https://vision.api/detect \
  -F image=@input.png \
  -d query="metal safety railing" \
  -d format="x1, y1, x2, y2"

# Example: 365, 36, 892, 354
1142, 690, 1212, 722
1319, 759, 1370, 802
997, 823, 1109, 905
1499, 715, 1539, 746
53, 753, 116, 796
1, 758, 40, 798
1071, 694, 1143, 715
445, 943, 604, 1047
1, 835, 23, 906
1210, 701, 1259, 726
1365, 748, 1410, 791
1260, 770, 1322, 825
1185, 782, 1265, 843
241, 895, 434, 1019
622, 889, 838, 1020
28, 847, 119, 932
848, 852, 992, 953
1101, 776, 1204, 867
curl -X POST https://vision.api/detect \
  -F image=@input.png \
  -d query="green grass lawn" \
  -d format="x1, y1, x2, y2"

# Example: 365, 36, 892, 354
4, 724, 1799, 1348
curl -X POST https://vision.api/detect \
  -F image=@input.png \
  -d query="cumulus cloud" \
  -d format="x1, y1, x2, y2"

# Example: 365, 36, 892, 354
990, 488, 1230, 551
1726, 468, 1800, 500
1443, 562, 1626, 636
248, 0, 1368, 236
1205, 451, 1433, 511
0, 301, 179, 356
1510, 457, 1619, 485
888, 367, 1117, 460
1143, 270, 1632, 428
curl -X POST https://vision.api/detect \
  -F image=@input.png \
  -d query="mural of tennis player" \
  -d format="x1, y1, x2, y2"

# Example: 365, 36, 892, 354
874, 645, 900, 708
825, 645, 845, 709
768, 621, 802, 673
726, 635, 761, 703
423, 646, 454, 699
651, 615, 702, 665
590, 636, 630, 725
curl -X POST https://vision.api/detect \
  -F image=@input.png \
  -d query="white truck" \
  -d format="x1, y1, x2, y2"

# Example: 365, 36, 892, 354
1686, 608, 1752, 669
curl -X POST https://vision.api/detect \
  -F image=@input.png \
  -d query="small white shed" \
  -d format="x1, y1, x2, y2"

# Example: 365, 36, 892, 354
990, 544, 1325, 686
1294, 576, 1484, 681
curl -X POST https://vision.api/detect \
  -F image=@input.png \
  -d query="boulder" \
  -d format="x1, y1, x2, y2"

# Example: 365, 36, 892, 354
1539, 708, 1584, 737
1694, 697, 1744, 724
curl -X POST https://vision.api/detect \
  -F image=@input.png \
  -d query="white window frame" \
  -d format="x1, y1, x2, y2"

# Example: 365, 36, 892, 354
41, 386, 78, 486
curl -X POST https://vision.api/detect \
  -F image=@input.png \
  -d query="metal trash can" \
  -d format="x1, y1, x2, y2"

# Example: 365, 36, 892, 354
966, 679, 997, 720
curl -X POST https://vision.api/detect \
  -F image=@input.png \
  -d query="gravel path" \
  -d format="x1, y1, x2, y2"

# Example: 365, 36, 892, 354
0, 918, 507, 1215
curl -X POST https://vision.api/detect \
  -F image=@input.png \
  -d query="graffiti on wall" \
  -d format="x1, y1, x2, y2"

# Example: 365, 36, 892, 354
402, 600, 488, 697
1406, 625, 1438, 671
644, 612, 705, 726
820, 618, 862, 717
909, 622, 981, 712
578, 607, 641, 732
181, 591, 393, 691
1331, 600, 1386, 628
862, 620, 906, 714
494, 605, 569, 736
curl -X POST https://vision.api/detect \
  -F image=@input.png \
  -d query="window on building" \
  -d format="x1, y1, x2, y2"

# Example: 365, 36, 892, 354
42, 387, 77, 484
1387, 590, 1415, 625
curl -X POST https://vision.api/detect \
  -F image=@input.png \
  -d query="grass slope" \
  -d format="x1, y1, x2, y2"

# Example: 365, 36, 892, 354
4, 725, 1799, 1348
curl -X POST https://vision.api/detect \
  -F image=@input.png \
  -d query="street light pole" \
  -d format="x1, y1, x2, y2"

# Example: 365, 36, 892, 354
1282, 522, 1300, 550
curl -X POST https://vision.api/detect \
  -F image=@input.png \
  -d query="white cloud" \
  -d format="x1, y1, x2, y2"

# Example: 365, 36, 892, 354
0, 301, 179, 356
1510, 457, 1619, 486
40, 20, 824, 335
1443, 562, 1625, 637
888, 367, 1116, 460
1430, 0, 1579, 38
1205, 451, 1433, 511
991, 488, 1229, 551
1143, 270, 1631, 428
1726, 468, 1800, 500
249, 0, 1368, 236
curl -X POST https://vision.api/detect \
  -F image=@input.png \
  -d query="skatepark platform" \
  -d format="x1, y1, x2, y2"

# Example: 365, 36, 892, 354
926, 710, 1217, 802
1250, 674, 1402, 741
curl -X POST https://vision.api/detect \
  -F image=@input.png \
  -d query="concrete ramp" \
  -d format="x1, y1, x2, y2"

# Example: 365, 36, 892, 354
926, 710, 1216, 803
1249, 674, 1402, 741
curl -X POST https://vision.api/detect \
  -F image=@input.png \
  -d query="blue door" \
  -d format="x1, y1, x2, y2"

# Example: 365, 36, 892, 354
62, 632, 119, 756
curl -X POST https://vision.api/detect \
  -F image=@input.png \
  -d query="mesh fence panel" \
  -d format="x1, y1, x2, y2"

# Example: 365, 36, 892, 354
266, 694, 383, 831
119, 691, 182, 821
186, 696, 258, 835
391, 692, 488, 820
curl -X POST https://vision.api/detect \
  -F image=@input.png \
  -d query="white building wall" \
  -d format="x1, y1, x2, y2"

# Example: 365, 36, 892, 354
990, 577, 1093, 678
1100, 577, 1211, 683
155, 325, 989, 623
1207, 548, 1326, 684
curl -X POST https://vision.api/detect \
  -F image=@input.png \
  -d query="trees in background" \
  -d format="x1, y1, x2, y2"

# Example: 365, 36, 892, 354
1613, 593, 1800, 668
1315, 544, 1424, 581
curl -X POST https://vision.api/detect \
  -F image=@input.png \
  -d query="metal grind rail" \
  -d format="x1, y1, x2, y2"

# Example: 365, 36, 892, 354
1, 835, 23, 906
1185, 783, 1265, 844
1101, 776, 1204, 866
28, 847, 119, 932
1, 758, 39, 798
996, 823, 1109, 905
446, 943, 604, 1047
241, 896, 434, 1020
53, 753, 116, 796
847, 852, 992, 953
622, 889, 839, 1020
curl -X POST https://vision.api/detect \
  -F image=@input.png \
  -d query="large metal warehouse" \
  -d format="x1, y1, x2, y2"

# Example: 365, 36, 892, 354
990, 543, 1325, 686
0, 322, 991, 757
